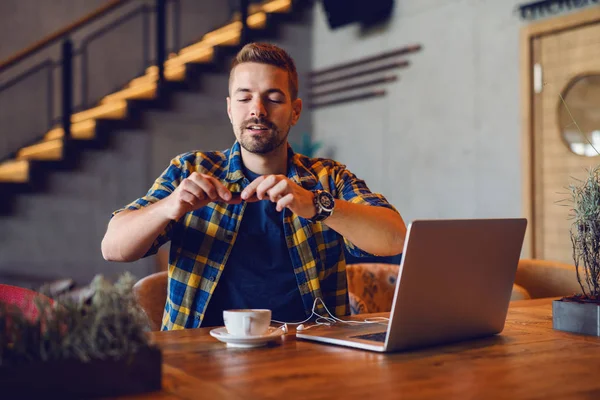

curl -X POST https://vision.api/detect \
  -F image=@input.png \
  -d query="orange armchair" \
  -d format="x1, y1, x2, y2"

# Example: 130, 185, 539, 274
132, 272, 168, 331
345, 259, 584, 314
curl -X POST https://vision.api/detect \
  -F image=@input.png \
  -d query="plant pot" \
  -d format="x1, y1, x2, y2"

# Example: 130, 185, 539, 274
0, 345, 162, 398
552, 298, 600, 336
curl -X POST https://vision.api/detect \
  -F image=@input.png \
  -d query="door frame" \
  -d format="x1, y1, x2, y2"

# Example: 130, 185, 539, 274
520, 7, 600, 258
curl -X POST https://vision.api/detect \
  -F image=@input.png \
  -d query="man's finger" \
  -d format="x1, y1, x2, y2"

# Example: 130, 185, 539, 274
222, 195, 243, 205
241, 176, 266, 200
276, 193, 295, 212
180, 179, 204, 199
255, 175, 279, 200
204, 175, 232, 201
188, 172, 218, 200
180, 190, 200, 208
267, 179, 290, 202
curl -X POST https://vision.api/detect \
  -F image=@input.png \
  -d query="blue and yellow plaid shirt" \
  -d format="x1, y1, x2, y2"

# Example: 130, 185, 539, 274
114, 142, 397, 330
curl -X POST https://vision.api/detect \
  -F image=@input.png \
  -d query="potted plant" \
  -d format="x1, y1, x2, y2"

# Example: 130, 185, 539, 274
0, 273, 162, 398
553, 164, 600, 336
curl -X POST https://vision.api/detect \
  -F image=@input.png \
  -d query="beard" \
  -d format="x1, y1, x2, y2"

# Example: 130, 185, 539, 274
237, 117, 290, 155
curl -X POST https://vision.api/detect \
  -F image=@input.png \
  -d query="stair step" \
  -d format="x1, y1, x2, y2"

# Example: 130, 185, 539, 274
262, 0, 292, 13
229, 0, 291, 23
200, 22, 242, 45
248, 12, 268, 29
166, 47, 214, 69
179, 28, 241, 59
17, 139, 64, 161
71, 100, 127, 124
0, 160, 29, 183
131, 64, 187, 88
44, 119, 97, 141
101, 81, 157, 104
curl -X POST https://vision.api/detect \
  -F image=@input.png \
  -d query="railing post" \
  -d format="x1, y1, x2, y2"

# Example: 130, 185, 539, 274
61, 39, 73, 139
156, 0, 166, 85
240, 0, 249, 44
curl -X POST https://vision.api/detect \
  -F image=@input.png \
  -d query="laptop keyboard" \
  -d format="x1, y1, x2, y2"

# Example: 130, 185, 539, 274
351, 332, 387, 342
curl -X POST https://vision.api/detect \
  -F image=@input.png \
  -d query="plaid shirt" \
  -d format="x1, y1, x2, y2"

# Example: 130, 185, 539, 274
114, 142, 397, 330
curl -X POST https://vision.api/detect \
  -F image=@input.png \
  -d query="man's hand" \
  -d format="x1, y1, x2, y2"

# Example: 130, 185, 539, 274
241, 175, 315, 218
160, 172, 241, 220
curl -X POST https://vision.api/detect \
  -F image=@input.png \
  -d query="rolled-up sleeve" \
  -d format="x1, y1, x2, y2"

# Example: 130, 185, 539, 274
333, 165, 399, 257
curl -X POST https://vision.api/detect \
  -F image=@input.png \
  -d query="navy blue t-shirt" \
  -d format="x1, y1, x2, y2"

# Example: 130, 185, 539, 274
202, 168, 307, 327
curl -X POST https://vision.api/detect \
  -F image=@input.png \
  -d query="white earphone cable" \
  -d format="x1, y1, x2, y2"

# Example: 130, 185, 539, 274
271, 297, 389, 331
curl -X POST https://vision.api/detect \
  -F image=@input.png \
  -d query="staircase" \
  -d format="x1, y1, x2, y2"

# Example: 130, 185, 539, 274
0, 0, 313, 287
0, 0, 306, 214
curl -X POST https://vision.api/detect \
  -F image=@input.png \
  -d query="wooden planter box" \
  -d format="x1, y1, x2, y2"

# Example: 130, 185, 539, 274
0, 345, 162, 398
553, 299, 600, 336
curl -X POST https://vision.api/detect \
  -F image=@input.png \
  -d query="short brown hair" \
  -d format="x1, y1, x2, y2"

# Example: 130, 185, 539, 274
230, 42, 299, 100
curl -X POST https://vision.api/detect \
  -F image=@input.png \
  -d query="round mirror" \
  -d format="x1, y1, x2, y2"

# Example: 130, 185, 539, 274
559, 74, 600, 157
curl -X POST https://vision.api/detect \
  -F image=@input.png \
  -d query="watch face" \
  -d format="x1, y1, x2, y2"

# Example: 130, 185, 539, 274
318, 192, 334, 211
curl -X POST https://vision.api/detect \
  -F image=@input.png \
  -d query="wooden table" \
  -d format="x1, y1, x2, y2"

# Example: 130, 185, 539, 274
126, 299, 600, 399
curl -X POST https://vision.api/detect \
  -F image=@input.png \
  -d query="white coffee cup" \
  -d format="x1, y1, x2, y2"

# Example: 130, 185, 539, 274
223, 309, 272, 337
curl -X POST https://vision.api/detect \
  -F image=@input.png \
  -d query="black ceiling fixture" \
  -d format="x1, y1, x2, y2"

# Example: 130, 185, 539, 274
322, 0, 395, 30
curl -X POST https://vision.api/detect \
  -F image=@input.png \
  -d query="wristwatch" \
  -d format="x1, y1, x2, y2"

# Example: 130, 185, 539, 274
310, 190, 335, 222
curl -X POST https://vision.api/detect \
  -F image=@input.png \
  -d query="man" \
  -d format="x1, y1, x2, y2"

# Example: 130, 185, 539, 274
101, 42, 406, 330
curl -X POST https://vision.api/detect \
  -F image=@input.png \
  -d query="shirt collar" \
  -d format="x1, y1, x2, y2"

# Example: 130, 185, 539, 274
225, 141, 318, 190
225, 142, 245, 183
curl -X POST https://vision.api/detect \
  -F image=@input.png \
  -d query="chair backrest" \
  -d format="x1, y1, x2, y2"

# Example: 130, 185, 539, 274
133, 271, 168, 331
0, 284, 54, 321
346, 263, 400, 313
515, 259, 582, 299
346, 263, 536, 314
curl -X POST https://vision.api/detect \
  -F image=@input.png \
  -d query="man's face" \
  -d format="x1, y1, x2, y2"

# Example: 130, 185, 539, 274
227, 62, 302, 155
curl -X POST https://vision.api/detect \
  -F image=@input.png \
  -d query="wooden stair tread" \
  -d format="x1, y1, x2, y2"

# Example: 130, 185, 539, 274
17, 139, 64, 161
262, 0, 292, 13
101, 81, 158, 104
0, 160, 29, 183
129, 64, 186, 88
71, 100, 127, 124
166, 47, 214, 69
45, 120, 97, 141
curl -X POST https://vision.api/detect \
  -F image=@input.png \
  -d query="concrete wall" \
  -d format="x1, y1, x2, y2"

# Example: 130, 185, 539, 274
311, 0, 527, 223
0, 0, 110, 61
0, 2, 313, 287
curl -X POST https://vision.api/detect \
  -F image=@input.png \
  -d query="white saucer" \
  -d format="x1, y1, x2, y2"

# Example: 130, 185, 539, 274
209, 326, 283, 348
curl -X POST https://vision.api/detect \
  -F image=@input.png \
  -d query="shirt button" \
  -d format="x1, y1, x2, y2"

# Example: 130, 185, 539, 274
209, 276, 216, 282
195, 315, 201, 320
226, 233, 234, 240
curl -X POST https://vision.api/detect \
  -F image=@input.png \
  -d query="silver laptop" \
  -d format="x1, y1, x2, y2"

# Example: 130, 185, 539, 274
296, 218, 527, 352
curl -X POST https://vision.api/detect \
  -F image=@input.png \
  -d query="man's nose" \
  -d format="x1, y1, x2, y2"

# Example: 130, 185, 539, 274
250, 99, 267, 118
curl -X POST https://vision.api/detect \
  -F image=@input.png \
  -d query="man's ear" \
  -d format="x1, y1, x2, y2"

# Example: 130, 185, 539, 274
291, 98, 302, 125
226, 97, 232, 123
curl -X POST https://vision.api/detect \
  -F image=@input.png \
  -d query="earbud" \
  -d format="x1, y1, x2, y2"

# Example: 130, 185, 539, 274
297, 324, 305, 331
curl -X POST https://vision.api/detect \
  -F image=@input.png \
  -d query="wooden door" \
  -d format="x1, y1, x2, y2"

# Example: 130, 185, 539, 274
524, 9, 600, 263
